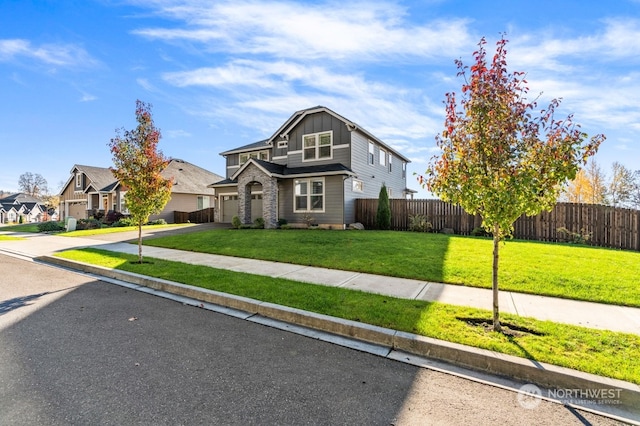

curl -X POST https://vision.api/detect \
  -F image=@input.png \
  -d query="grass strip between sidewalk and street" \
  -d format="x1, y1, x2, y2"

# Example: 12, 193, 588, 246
0, 235, 25, 241
142, 229, 640, 308
56, 248, 640, 385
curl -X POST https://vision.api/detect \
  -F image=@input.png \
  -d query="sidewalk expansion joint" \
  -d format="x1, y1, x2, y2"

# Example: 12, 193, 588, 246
336, 272, 362, 287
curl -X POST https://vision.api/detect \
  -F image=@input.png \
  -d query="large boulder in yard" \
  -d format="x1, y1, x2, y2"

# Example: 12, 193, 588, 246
349, 222, 365, 230
441, 227, 455, 234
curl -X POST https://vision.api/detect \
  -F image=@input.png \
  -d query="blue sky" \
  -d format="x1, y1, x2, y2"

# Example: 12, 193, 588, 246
1, 0, 639, 195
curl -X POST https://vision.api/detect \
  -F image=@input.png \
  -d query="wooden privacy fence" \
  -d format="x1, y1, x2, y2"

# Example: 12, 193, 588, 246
174, 207, 216, 224
355, 199, 640, 251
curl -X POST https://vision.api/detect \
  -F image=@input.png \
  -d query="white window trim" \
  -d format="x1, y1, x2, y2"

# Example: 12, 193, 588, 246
293, 177, 325, 213
388, 154, 393, 173
239, 150, 270, 165
379, 148, 386, 167
120, 191, 129, 214
75, 173, 82, 187
368, 141, 375, 165
302, 131, 333, 162
197, 195, 210, 210
277, 140, 288, 148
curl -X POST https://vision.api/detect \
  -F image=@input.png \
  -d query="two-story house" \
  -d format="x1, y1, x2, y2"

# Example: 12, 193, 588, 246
211, 106, 413, 229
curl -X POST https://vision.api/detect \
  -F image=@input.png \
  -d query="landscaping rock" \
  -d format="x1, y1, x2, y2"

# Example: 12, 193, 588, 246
441, 227, 455, 234
349, 222, 365, 230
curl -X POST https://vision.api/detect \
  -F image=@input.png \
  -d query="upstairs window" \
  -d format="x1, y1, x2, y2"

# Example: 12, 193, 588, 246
75, 172, 82, 188
402, 162, 407, 178
379, 149, 386, 167
239, 150, 269, 164
303, 131, 332, 161
368, 142, 375, 164
388, 154, 393, 173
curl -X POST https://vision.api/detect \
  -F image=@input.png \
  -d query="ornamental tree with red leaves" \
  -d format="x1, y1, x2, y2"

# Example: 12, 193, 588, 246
420, 36, 604, 332
109, 100, 172, 263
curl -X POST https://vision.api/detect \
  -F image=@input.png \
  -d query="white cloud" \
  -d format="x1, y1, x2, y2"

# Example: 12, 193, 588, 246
133, 0, 640, 171
510, 18, 640, 72
137, 77, 158, 92
164, 129, 192, 138
163, 59, 440, 148
80, 93, 97, 102
0, 38, 96, 67
134, 0, 473, 61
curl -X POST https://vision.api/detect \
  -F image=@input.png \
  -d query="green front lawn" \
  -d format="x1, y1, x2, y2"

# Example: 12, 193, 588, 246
0, 223, 40, 232
56, 248, 640, 384
142, 229, 640, 307
61, 223, 189, 237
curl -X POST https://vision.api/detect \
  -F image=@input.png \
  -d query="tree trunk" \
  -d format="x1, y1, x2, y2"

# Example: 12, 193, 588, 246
137, 222, 143, 263
492, 224, 501, 332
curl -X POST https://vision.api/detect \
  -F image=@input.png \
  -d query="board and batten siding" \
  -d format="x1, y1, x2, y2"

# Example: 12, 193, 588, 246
284, 112, 352, 169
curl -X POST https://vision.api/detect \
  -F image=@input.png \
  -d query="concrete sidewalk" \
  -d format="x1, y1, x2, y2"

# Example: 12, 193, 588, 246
0, 228, 638, 335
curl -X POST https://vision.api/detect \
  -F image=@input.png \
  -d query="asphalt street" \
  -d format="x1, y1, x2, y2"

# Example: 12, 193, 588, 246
0, 254, 626, 425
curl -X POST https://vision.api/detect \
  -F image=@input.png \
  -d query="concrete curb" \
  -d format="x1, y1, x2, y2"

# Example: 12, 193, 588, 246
40, 255, 640, 414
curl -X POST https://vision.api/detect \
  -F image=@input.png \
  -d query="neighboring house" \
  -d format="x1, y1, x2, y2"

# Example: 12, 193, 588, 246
58, 159, 223, 223
59, 165, 122, 221
150, 158, 223, 223
211, 106, 414, 229
0, 193, 46, 223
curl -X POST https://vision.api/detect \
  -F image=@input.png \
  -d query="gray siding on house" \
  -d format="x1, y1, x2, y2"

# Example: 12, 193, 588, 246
277, 175, 345, 226
343, 130, 408, 225
226, 155, 240, 179
349, 130, 406, 197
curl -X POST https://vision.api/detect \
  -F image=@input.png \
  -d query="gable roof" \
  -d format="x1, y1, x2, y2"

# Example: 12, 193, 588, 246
75, 165, 119, 192
58, 165, 118, 195
162, 159, 224, 195
220, 106, 410, 163
268, 106, 411, 163
0, 203, 18, 212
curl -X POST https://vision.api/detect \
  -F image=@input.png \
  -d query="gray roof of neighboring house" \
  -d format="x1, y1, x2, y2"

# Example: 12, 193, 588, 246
162, 159, 224, 195
0, 193, 46, 216
0, 193, 42, 204
0, 203, 17, 212
73, 165, 119, 192
65, 160, 223, 195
